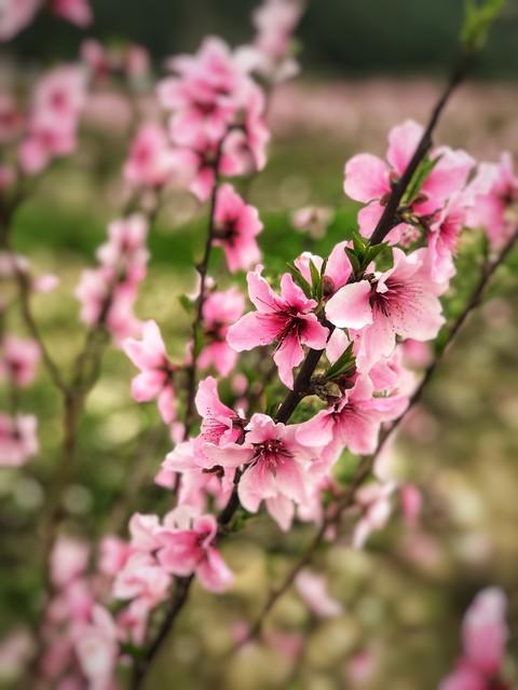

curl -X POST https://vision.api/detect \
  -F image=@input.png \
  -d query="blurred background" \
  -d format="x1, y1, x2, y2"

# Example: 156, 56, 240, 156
1, 1, 518, 689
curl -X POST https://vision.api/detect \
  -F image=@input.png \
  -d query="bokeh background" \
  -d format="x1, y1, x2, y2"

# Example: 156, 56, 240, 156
1, 1, 518, 689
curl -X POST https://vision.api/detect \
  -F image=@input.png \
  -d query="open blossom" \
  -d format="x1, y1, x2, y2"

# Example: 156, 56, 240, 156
468, 152, 518, 250
253, 0, 303, 61
227, 266, 329, 388
426, 194, 468, 285
344, 119, 474, 242
50, 537, 90, 589
123, 123, 180, 189
440, 588, 509, 690
0, 0, 40, 41
123, 320, 177, 424
157, 511, 233, 593
213, 184, 262, 272
113, 552, 171, 607
76, 214, 149, 341
297, 375, 407, 460
198, 287, 245, 376
72, 606, 118, 690
49, 0, 92, 27
237, 0, 303, 82
20, 64, 87, 174
160, 37, 249, 144
0, 414, 38, 467
203, 413, 319, 530
326, 247, 444, 370
158, 36, 269, 200
0, 336, 40, 387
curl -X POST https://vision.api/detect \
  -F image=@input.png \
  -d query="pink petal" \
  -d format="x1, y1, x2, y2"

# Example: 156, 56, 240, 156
343, 154, 390, 202
273, 333, 304, 389
386, 119, 423, 175
325, 280, 373, 329
196, 547, 234, 593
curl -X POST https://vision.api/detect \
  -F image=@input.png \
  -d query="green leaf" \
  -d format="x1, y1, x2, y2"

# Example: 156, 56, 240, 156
286, 262, 312, 298
178, 294, 194, 314
345, 247, 362, 276
308, 258, 322, 299
403, 155, 441, 205
461, 0, 506, 52
325, 342, 355, 380
192, 324, 204, 357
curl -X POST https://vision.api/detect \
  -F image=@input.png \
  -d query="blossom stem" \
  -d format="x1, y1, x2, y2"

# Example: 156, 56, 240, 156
230, 229, 517, 650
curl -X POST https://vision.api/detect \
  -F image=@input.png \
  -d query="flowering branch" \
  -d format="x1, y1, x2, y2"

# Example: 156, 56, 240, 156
230, 227, 517, 650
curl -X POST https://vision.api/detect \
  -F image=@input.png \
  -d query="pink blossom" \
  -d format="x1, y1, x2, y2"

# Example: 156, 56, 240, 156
0, 414, 38, 467
198, 287, 245, 376
98, 536, 131, 578
297, 375, 407, 460
213, 184, 262, 272
0, 336, 40, 387
123, 123, 179, 189
20, 65, 87, 174
344, 120, 474, 242
227, 266, 329, 388
399, 484, 422, 527
72, 606, 118, 690
239, 0, 303, 82
159, 37, 269, 199
159, 37, 241, 141
76, 215, 149, 342
50, 536, 89, 589
157, 512, 234, 593
123, 320, 177, 424
127, 512, 161, 552
440, 588, 509, 690
427, 194, 469, 285
326, 248, 444, 370
295, 570, 343, 618
203, 413, 319, 530
195, 376, 245, 445
49, 0, 92, 27
0, 0, 40, 41
468, 153, 518, 249
253, 0, 303, 62
113, 552, 170, 606
463, 588, 508, 677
